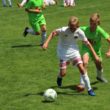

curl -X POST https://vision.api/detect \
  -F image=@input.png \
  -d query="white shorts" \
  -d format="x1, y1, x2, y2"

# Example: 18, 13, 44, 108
59, 57, 83, 69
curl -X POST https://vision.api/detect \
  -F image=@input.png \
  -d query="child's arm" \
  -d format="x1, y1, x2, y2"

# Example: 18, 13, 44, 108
42, 31, 58, 49
83, 40, 100, 62
106, 48, 110, 57
105, 38, 110, 57
25, 8, 42, 13
17, 0, 27, 8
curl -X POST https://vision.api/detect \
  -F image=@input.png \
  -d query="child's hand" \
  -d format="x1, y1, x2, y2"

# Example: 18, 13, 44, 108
42, 43, 48, 50
106, 51, 110, 57
95, 55, 101, 63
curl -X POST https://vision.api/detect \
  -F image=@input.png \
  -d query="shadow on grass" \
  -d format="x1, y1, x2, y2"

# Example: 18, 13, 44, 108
23, 85, 85, 97
23, 92, 44, 97
91, 81, 99, 85
60, 85, 77, 90
22, 84, 98, 103
51, 84, 98, 91
42, 100, 56, 103
11, 44, 41, 48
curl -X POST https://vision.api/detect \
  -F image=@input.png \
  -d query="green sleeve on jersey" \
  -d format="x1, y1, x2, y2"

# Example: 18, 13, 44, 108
25, 0, 33, 9
80, 26, 87, 31
98, 26, 110, 39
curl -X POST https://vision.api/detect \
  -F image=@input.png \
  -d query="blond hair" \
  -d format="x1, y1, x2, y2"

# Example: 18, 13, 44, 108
90, 13, 100, 25
68, 16, 79, 28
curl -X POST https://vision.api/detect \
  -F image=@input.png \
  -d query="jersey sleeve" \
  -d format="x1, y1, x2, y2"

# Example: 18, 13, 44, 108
56, 28, 62, 34
77, 28, 88, 41
55, 27, 67, 35
25, 0, 33, 9
80, 26, 87, 31
98, 26, 110, 39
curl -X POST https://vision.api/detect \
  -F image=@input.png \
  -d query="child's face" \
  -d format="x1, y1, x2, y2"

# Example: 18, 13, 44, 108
68, 16, 79, 32
68, 22, 78, 32
89, 19, 98, 31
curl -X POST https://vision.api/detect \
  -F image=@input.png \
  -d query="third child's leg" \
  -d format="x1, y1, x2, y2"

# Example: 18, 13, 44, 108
95, 60, 108, 83
8, 0, 12, 6
2, 0, 6, 6
41, 24, 47, 45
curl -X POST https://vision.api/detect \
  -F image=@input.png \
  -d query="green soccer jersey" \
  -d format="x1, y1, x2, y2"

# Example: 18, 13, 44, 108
25, 0, 44, 23
80, 26, 109, 58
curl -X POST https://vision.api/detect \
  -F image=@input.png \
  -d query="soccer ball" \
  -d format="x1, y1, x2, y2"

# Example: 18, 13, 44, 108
43, 88, 57, 101
76, 84, 85, 92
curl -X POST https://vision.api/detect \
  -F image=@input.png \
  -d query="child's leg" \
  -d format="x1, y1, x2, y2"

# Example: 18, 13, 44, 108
41, 24, 47, 45
57, 60, 70, 87
95, 59, 108, 83
66, 0, 70, 5
7, 0, 12, 6
2, 0, 7, 6
58, 60, 70, 77
27, 28, 37, 35
20, 0, 27, 6
80, 74, 85, 86
77, 63, 95, 96
41, 31, 46, 45
23, 27, 40, 37
79, 52, 89, 86
63, 0, 66, 6
70, 0, 75, 6
72, 57, 94, 94
77, 63, 92, 91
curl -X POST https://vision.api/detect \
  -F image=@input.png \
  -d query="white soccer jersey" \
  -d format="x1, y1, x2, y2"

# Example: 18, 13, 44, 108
56, 26, 88, 60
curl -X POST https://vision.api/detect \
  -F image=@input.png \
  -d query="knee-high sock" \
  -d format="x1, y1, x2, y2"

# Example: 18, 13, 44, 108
80, 74, 85, 86
8, 0, 12, 6
20, 0, 27, 6
41, 31, 46, 44
81, 73, 92, 91
96, 69, 103, 78
27, 28, 36, 35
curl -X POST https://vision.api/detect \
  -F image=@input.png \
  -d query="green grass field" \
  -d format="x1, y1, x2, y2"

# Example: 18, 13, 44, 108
0, 0, 110, 110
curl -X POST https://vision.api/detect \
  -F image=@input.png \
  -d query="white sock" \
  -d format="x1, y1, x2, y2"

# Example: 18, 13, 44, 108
81, 73, 92, 91
20, 0, 27, 6
8, 0, 12, 6
27, 28, 36, 35
96, 69, 103, 78
80, 74, 85, 87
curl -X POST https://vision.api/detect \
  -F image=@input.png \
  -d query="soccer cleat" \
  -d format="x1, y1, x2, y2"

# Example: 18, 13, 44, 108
57, 77, 62, 87
23, 27, 29, 37
88, 89, 95, 96
96, 77, 108, 83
